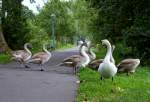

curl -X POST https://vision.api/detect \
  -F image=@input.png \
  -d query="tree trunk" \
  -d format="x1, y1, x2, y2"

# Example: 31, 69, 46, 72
0, 26, 10, 53
0, 0, 10, 53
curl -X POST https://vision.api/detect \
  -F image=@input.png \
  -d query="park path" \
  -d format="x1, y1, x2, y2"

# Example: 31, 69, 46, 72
0, 47, 80, 102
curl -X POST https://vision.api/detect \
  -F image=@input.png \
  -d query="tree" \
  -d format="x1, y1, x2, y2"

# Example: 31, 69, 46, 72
37, 0, 73, 36
0, 0, 10, 52
86, 0, 150, 64
2, 0, 29, 49
71, 0, 97, 39
0, 25, 10, 53
36, 0, 96, 40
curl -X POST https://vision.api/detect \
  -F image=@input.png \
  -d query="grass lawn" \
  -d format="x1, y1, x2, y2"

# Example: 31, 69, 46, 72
0, 54, 11, 64
77, 67, 150, 102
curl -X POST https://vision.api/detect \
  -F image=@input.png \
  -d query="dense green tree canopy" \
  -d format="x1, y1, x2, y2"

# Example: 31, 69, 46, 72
86, 0, 150, 64
1, 0, 32, 49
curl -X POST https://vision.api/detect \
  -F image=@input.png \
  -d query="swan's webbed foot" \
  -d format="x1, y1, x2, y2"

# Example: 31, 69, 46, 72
73, 66, 77, 75
25, 65, 30, 68
40, 64, 44, 71
40, 69, 44, 71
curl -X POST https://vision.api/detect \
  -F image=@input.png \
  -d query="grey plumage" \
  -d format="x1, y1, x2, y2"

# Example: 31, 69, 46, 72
27, 44, 52, 71
60, 42, 90, 74
11, 43, 32, 68
117, 58, 140, 74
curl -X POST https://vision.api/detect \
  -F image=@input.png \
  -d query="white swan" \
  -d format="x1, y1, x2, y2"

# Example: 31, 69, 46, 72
110, 45, 115, 64
11, 43, 32, 68
77, 40, 84, 47
76, 39, 96, 61
86, 40, 96, 61
89, 45, 115, 70
27, 44, 52, 71
60, 42, 90, 74
98, 39, 117, 81
77, 39, 96, 61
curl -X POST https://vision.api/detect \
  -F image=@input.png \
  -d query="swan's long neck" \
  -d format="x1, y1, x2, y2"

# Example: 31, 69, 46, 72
81, 46, 90, 66
24, 44, 32, 55
103, 42, 111, 63
89, 48, 96, 60
43, 45, 51, 57
79, 44, 83, 55
110, 46, 115, 64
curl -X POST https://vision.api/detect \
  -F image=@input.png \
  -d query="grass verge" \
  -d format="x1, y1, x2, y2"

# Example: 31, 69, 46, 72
77, 67, 150, 102
0, 54, 11, 64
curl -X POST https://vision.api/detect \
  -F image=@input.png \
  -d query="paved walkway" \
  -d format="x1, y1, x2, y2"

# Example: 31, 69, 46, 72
0, 48, 79, 102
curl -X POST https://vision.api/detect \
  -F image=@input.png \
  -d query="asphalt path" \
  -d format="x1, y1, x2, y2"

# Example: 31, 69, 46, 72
0, 47, 79, 102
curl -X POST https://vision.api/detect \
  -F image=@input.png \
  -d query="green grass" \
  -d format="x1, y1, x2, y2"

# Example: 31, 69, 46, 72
0, 54, 11, 64
77, 67, 150, 102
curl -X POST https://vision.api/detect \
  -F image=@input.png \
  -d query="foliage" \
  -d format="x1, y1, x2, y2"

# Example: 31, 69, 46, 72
70, 0, 97, 38
86, 0, 150, 65
27, 20, 50, 53
123, 16, 150, 65
35, 0, 96, 40
77, 67, 150, 102
1, 0, 33, 50
0, 54, 11, 64
36, 0, 73, 37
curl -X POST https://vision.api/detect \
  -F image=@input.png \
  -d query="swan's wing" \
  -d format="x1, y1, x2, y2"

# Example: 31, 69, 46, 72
11, 50, 30, 61
90, 59, 104, 67
119, 58, 139, 63
22, 52, 31, 59
89, 59, 103, 70
63, 55, 80, 62
90, 59, 103, 64
117, 58, 139, 67
117, 59, 136, 72
117, 58, 140, 72
32, 52, 45, 58
60, 55, 81, 67
31, 53, 50, 64
11, 50, 26, 56
27, 58, 42, 64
